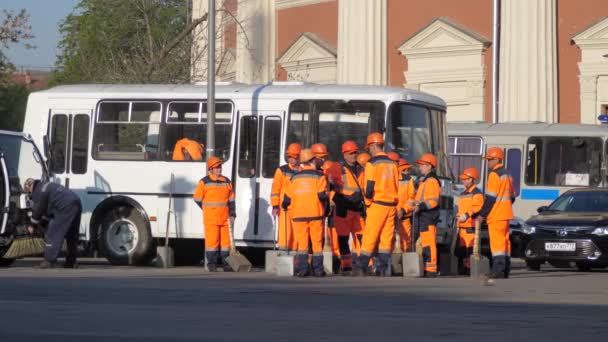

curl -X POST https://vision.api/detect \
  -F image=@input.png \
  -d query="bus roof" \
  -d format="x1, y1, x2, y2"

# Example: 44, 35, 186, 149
448, 121, 608, 137
32, 83, 446, 109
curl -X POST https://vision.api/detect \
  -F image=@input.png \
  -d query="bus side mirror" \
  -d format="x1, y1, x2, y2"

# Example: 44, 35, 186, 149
537, 205, 548, 213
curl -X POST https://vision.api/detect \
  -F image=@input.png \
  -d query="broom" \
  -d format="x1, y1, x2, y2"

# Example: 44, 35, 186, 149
3, 231, 46, 259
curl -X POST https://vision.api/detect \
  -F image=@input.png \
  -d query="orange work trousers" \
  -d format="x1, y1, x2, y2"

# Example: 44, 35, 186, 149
293, 220, 324, 256
394, 217, 412, 253
420, 224, 437, 273
334, 210, 362, 268
205, 224, 230, 252
488, 220, 511, 276
277, 209, 294, 251
361, 204, 395, 256
458, 226, 475, 269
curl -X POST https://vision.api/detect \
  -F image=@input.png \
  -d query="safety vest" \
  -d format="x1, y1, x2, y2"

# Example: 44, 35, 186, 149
282, 164, 328, 222
397, 172, 415, 217
364, 152, 399, 206
457, 184, 484, 227
193, 174, 235, 225
485, 164, 515, 223
270, 164, 299, 209
333, 163, 364, 214
413, 172, 441, 225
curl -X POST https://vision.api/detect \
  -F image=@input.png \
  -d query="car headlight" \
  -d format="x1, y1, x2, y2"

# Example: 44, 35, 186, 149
592, 227, 608, 236
522, 224, 536, 235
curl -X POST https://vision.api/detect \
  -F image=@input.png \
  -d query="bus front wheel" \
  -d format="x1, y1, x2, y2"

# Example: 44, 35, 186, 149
98, 206, 155, 265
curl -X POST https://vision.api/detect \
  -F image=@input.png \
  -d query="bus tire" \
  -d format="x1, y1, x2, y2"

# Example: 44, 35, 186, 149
98, 205, 155, 265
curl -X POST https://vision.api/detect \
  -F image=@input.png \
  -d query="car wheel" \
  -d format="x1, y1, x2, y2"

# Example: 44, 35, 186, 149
575, 262, 592, 272
99, 206, 155, 265
525, 260, 542, 271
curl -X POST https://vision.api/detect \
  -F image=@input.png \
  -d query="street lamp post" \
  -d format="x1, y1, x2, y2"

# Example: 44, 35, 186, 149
206, 0, 216, 160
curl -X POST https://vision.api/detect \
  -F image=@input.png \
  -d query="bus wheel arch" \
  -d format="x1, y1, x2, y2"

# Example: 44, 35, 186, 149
91, 196, 155, 265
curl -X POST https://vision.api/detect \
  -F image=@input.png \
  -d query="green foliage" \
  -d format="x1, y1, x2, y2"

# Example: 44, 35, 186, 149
50, 0, 198, 85
0, 83, 29, 131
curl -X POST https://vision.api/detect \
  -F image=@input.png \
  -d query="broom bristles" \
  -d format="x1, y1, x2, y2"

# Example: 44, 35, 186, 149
3, 236, 46, 259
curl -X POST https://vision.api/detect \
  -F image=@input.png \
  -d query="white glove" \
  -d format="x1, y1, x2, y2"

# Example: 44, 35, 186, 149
459, 214, 468, 223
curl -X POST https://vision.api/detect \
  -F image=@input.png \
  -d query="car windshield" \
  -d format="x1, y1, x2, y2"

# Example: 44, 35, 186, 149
548, 191, 608, 213
0, 134, 47, 193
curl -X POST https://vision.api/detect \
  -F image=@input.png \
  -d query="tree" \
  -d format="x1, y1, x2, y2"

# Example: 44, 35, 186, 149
50, 0, 237, 85
0, 9, 34, 84
0, 83, 29, 131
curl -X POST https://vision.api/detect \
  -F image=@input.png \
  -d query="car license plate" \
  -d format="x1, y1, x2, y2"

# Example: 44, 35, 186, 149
545, 242, 576, 252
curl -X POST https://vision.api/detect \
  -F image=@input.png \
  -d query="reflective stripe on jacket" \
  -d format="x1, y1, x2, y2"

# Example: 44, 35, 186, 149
193, 174, 235, 225
270, 164, 298, 208
282, 164, 328, 222
480, 164, 515, 223
364, 152, 399, 206
457, 184, 484, 227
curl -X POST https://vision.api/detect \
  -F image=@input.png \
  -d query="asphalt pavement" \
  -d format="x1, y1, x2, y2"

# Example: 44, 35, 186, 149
0, 258, 607, 341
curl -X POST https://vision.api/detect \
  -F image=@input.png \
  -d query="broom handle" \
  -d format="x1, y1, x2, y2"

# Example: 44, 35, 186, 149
473, 218, 481, 259
229, 220, 236, 254
272, 215, 277, 250
164, 173, 174, 267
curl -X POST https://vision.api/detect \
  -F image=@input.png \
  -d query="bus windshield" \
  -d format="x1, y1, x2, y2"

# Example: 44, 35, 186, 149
387, 102, 450, 177
0, 134, 47, 193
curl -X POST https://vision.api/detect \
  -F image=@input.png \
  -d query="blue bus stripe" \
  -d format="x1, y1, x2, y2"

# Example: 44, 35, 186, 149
520, 189, 560, 201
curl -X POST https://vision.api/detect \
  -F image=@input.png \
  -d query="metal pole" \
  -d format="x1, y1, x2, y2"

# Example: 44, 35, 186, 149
206, 0, 216, 159
492, 0, 500, 124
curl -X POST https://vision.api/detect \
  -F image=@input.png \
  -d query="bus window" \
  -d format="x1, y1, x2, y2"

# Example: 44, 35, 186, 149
238, 116, 257, 178
447, 136, 483, 184
71, 114, 89, 174
506, 148, 521, 196
50, 114, 68, 173
387, 103, 431, 168
314, 101, 384, 161
431, 109, 450, 177
164, 101, 233, 161
262, 116, 281, 178
525, 137, 602, 187
287, 101, 310, 150
93, 101, 161, 161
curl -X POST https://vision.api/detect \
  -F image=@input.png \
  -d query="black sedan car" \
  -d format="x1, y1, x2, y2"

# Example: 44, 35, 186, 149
522, 188, 608, 271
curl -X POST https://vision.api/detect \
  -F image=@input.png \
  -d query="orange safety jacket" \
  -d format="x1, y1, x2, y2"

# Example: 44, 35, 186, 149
412, 172, 441, 225
333, 162, 365, 217
281, 164, 328, 222
270, 164, 299, 209
479, 164, 515, 223
397, 172, 415, 218
173, 138, 203, 160
457, 184, 484, 227
193, 174, 235, 225
364, 152, 399, 207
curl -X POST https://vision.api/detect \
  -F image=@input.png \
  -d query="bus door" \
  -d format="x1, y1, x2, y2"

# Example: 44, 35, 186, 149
0, 151, 8, 234
234, 111, 283, 245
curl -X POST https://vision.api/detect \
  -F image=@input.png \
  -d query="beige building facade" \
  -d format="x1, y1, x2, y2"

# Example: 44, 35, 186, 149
192, 0, 608, 124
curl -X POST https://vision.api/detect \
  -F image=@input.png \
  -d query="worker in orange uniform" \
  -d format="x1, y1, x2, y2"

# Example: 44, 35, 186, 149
354, 152, 371, 252
332, 141, 365, 275
310, 143, 329, 170
456, 167, 484, 275
478, 147, 515, 279
396, 158, 415, 252
173, 137, 204, 160
193, 156, 235, 272
282, 149, 329, 277
353, 133, 399, 277
270, 143, 301, 252
321, 160, 341, 273
408, 153, 441, 277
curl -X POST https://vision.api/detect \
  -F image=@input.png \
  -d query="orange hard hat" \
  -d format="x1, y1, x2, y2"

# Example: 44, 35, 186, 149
415, 153, 437, 168
387, 151, 400, 162
356, 152, 371, 166
459, 167, 480, 181
207, 156, 222, 170
341, 140, 358, 154
398, 158, 412, 170
483, 147, 504, 160
310, 143, 329, 158
300, 148, 315, 163
286, 143, 302, 158
366, 132, 384, 147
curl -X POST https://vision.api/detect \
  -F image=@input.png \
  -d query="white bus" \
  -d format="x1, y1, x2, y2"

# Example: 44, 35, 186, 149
20, 82, 453, 265
448, 122, 608, 221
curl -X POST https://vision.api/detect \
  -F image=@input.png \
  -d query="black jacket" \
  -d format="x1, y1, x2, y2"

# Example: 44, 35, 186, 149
30, 181, 80, 225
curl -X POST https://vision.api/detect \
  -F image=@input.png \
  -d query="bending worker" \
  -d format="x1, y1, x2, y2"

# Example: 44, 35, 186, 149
172, 137, 204, 160
478, 147, 515, 279
282, 149, 329, 277
193, 156, 236, 272
354, 133, 398, 277
24, 178, 82, 269
270, 143, 301, 252
456, 167, 484, 275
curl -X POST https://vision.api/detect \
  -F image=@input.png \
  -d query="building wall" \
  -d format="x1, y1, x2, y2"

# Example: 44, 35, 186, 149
275, 0, 338, 80
387, 0, 493, 121
557, 0, 608, 123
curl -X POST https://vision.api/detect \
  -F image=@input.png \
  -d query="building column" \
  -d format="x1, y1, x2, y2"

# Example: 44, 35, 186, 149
580, 75, 598, 124
498, 0, 557, 123
337, 0, 387, 85
235, 0, 275, 84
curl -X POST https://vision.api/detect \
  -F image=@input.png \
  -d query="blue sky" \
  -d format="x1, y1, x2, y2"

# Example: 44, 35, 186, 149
2, 0, 79, 70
